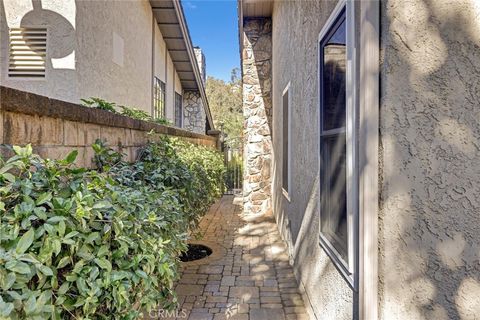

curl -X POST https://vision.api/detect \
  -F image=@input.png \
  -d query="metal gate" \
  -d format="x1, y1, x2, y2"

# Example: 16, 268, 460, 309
224, 145, 243, 195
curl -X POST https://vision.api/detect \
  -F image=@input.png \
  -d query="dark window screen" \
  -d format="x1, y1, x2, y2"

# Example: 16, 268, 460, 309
175, 92, 182, 128
153, 77, 165, 119
319, 10, 348, 261
282, 89, 289, 192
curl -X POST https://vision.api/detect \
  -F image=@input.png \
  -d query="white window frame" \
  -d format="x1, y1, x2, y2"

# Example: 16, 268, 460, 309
317, 0, 358, 288
282, 82, 292, 201
358, 0, 380, 319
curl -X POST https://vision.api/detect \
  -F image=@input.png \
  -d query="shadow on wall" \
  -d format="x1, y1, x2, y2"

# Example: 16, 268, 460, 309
269, 0, 480, 318
379, 0, 480, 318
22, 0, 76, 68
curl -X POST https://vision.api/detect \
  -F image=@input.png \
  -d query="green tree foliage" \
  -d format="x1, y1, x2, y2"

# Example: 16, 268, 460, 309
0, 139, 224, 319
206, 68, 243, 147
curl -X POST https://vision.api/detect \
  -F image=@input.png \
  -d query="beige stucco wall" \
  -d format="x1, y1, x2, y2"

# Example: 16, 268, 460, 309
175, 70, 182, 94
174, 69, 182, 124
270, 1, 354, 319
0, 0, 183, 117
165, 53, 175, 122
243, 0, 480, 319
0, 0, 79, 102
153, 24, 166, 83
379, 0, 480, 319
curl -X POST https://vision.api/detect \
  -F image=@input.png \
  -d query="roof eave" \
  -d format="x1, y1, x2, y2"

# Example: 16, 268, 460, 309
172, 0, 214, 131
150, 0, 214, 131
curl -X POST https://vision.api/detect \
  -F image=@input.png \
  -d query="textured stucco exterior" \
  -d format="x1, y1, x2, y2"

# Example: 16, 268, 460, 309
1, 0, 153, 111
242, 0, 480, 319
379, 0, 480, 319
153, 20, 167, 87
165, 52, 175, 121
270, 1, 354, 319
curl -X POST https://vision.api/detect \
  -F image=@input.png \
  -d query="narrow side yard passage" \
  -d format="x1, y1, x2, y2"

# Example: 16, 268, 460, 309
172, 195, 308, 320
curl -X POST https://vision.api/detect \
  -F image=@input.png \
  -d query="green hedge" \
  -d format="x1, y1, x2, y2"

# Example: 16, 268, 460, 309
0, 138, 224, 319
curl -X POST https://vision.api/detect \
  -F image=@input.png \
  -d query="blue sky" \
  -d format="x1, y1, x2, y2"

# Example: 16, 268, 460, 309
182, 0, 239, 82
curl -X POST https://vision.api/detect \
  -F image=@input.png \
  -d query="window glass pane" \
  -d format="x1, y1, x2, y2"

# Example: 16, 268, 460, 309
322, 18, 346, 131
153, 77, 165, 119
282, 90, 289, 192
320, 134, 347, 260
175, 93, 182, 127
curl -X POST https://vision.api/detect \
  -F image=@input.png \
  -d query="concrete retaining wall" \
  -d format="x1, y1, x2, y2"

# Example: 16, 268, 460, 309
0, 86, 217, 167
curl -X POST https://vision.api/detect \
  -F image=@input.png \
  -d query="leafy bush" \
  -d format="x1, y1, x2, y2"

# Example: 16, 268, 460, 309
117, 106, 151, 122
0, 139, 224, 319
80, 98, 118, 114
81, 98, 171, 126
151, 118, 172, 126
97, 138, 224, 231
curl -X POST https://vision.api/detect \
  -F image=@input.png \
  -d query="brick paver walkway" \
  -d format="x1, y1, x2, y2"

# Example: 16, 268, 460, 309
171, 195, 308, 320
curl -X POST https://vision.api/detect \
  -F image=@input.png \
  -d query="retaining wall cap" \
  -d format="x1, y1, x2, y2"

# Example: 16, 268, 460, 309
0, 86, 215, 141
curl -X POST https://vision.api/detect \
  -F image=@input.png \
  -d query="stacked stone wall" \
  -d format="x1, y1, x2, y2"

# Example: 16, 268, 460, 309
242, 18, 273, 215
0, 86, 217, 167
183, 90, 206, 134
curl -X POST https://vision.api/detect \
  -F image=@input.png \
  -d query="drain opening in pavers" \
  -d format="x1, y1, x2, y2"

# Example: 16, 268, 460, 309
180, 244, 213, 262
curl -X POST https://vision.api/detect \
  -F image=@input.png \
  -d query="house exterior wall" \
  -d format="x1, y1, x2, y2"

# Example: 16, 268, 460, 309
242, 0, 480, 319
153, 23, 167, 85
379, 0, 480, 319
165, 53, 175, 122
175, 71, 182, 96
269, 1, 354, 319
153, 19, 167, 118
0, 0, 187, 122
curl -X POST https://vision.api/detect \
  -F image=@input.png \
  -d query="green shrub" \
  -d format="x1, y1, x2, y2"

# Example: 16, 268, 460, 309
118, 106, 151, 122
81, 97, 171, 126
151, 118, 172, 126
80, 98, 118, 114
96, 138, 224, 232
0, 139, 224, 319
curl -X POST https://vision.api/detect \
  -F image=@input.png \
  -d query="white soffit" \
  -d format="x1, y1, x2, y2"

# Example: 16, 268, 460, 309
242, 0, 273, 18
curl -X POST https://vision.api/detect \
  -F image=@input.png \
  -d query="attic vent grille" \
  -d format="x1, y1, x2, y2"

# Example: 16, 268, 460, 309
9, 27, 47, 78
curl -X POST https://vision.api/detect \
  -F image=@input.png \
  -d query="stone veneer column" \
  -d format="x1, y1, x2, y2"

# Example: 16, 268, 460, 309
183, 90, 206, 134
242, 18, 272, 215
